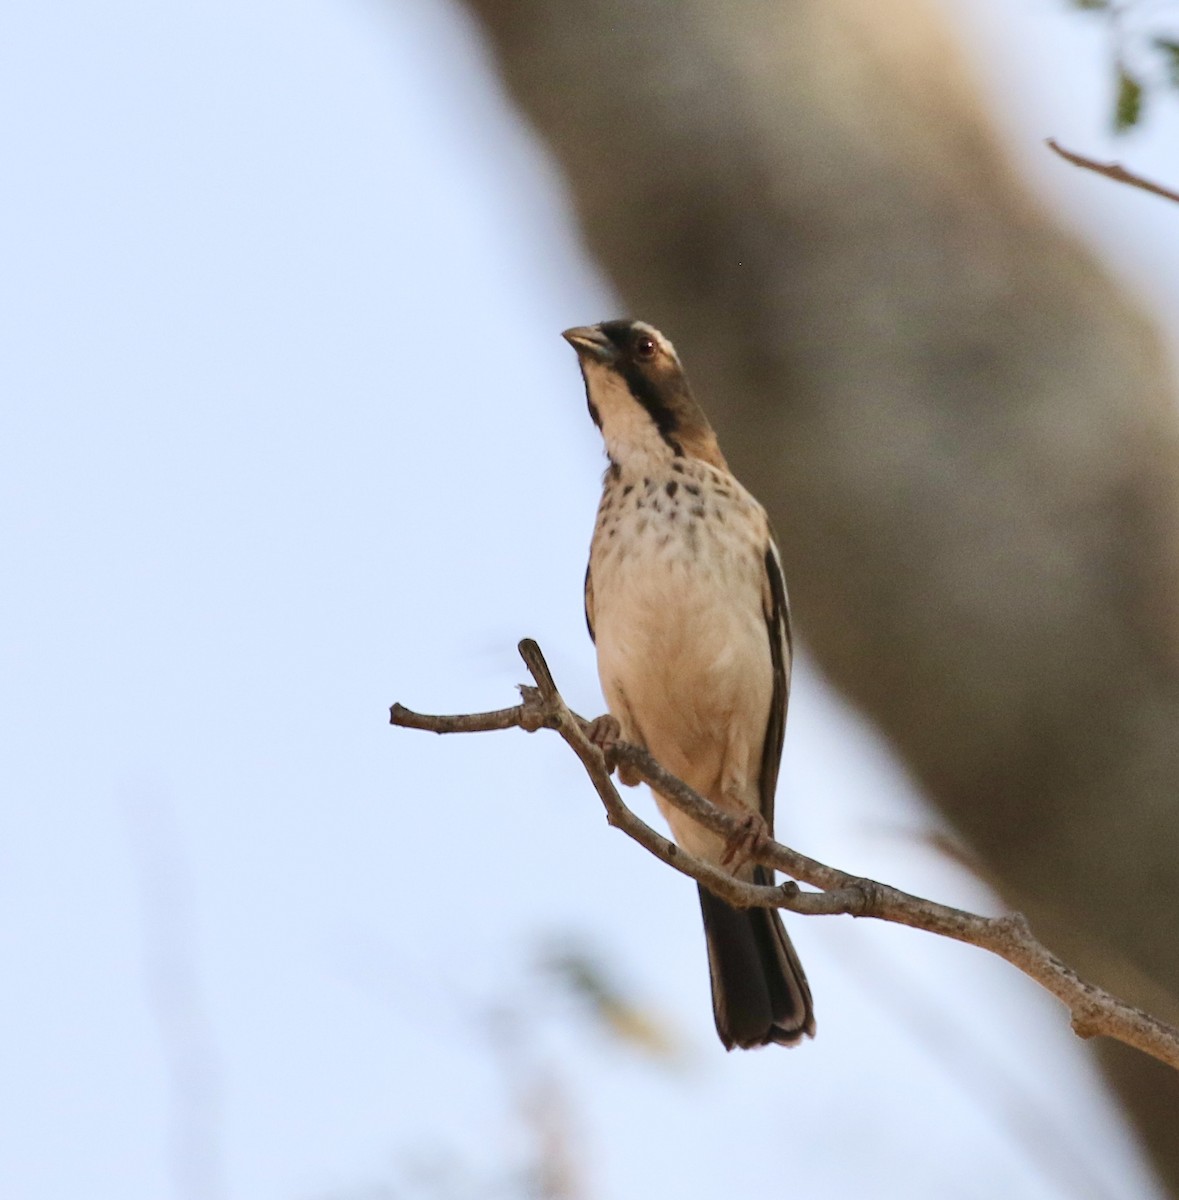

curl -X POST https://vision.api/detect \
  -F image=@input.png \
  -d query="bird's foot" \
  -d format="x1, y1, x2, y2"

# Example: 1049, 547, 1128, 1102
585, 714, 640, 785
720, 811, 771, 870
585, 713, 621, 769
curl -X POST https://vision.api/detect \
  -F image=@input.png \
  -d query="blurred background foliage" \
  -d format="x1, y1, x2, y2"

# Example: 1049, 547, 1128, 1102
1067, 0, 1179, 131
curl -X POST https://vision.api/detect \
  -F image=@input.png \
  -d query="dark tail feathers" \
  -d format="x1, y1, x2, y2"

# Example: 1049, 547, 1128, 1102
698, 868, 815, 1049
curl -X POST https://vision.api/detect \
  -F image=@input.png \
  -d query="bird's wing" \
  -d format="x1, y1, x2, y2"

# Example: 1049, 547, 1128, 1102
584, 562, 596, 644
759, 536, 793, 830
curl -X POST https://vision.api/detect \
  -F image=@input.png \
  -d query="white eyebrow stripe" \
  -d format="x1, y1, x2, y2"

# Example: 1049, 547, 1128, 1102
629, 320, 679, 364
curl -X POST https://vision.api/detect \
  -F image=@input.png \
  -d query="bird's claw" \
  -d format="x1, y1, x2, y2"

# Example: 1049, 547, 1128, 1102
585, 714, 641, 785
720, 811, 771, 870
586, 713, 622, 769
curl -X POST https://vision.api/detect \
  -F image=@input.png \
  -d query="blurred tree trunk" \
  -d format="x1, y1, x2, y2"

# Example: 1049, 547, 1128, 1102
459, 0, 1179, 1188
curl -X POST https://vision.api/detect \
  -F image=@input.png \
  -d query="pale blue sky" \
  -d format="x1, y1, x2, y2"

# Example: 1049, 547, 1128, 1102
2, 2, 1177, 1197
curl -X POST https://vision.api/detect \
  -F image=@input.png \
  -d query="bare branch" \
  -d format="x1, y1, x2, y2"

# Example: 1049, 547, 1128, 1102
388, 702, 533, 735
1046, 138, 1179, 205
389, 639, 1179, 1072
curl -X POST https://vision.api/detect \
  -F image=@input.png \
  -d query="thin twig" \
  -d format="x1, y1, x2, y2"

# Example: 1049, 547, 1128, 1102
1046, 138, 1179, 205
388, 702, 531, 735
389, 639, 1179, 1072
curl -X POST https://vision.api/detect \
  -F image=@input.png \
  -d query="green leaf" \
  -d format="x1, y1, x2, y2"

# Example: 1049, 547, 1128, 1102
1114, 67, 1143, 132
1154, 37, 1179, 88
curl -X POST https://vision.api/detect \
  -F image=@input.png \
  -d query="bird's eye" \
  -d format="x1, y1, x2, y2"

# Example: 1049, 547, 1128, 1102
634, 335, 657, 360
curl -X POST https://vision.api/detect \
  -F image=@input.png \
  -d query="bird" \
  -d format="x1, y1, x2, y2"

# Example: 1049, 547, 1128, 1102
563, 318, 815, 1050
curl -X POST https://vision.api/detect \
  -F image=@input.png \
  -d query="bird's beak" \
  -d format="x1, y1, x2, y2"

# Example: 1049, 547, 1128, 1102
562, 325, 617, 364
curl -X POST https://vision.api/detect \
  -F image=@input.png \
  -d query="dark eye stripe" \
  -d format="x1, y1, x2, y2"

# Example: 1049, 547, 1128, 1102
617, 359, 682, 449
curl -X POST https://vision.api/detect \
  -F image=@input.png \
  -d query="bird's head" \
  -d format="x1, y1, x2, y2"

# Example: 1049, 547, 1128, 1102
562, 320, 725, 470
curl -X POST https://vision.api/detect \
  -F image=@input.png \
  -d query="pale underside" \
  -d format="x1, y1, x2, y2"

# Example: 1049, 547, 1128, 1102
589, 457, 784, 868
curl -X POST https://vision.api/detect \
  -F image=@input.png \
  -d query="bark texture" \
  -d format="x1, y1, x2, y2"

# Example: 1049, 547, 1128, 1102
459, 0, 1179, 1186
